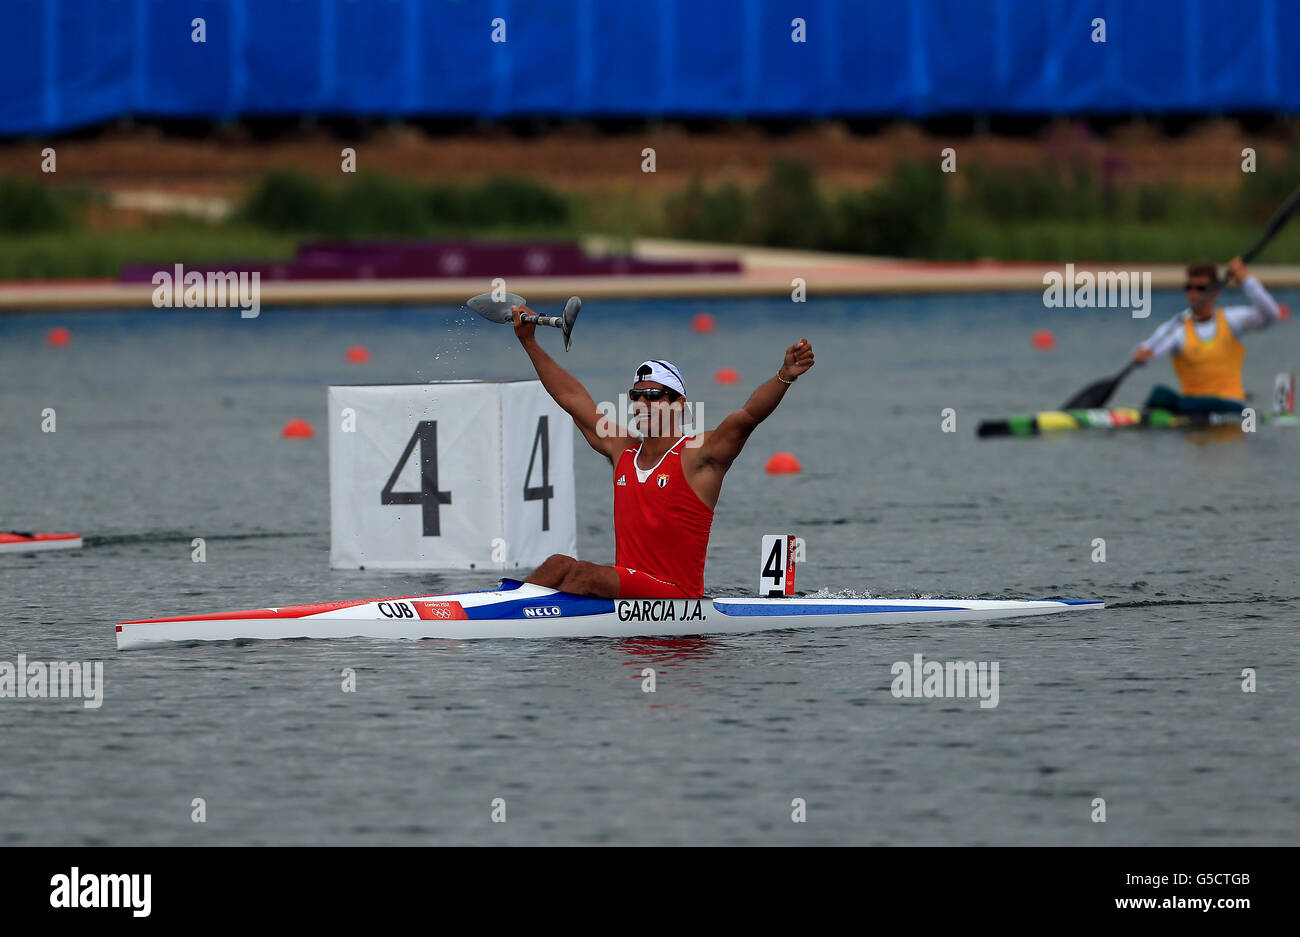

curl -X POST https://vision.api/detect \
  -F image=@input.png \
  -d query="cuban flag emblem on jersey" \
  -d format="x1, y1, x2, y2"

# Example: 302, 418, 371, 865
656, 473, 670, 488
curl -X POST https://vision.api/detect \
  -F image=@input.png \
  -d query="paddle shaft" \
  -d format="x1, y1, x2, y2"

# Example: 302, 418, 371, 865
1241, 183, 1300, 265
521, 312, 566, 329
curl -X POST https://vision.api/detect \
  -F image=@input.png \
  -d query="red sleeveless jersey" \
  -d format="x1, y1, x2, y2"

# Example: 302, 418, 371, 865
613, 437, 714, 597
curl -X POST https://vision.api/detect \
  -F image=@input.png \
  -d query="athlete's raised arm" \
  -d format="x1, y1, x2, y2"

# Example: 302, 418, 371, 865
1225, 257, 1284, 333
699, 339, 814, 468
514, 305, 621, 463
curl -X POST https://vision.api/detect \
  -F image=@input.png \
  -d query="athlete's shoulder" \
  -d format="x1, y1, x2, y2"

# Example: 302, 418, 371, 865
1150, 310, 1189, 335
604, 440, 638, 467
681, 431, 723, 470
678, 431, 707, 454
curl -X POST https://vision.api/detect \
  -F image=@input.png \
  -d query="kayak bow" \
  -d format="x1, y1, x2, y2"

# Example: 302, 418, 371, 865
0, 532, 83, 554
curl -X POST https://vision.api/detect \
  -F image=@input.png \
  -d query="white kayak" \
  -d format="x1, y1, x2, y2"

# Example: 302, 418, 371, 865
0, 532, 83, 554
116, 579, 1104, 650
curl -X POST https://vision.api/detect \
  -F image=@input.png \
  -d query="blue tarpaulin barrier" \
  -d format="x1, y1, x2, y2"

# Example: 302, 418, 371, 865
2, 0, 1296, 135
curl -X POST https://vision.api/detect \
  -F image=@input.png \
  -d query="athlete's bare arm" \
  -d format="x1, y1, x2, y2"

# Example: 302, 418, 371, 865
514, 305, 623, 464
686, 339, 815, 503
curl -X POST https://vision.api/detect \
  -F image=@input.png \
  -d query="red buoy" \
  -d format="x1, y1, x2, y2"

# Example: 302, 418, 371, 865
1031, 329, 1056, 350
282, 419, 315, 439
346, 345, 371, 364
46, 326, 72, 347
765, 452, 801, 474
692, 313, 716, 334
714, 367, 740, 384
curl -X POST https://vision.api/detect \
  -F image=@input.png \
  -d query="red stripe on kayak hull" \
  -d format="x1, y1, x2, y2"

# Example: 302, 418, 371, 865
0, 532, 81, 543
120, 593, 432, 624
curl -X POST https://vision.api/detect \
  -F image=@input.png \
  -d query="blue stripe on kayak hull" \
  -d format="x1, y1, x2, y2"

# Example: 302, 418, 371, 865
715, 603, 967, 617
463, 594, 616, 620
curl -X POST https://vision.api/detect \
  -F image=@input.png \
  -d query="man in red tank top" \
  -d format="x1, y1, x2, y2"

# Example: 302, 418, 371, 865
511, 304, 814, 598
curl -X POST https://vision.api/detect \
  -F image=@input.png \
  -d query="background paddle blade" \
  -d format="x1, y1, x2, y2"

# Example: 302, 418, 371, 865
1060, 361, 1138, 409
1061, 378, 1117, 409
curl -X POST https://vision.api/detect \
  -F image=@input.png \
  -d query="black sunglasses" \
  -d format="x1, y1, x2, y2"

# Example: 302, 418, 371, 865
628, 388, 680, 402
1185, 282, 1217, 292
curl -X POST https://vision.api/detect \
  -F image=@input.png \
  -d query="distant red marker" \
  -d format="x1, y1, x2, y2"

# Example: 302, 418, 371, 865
47, 326, 72, 347
714, 367, 740, 384
282, 419, 315, 439
1031, 329, 1056, 350
346, 345, 371, 364
692, 313, 716, 334
765, 452, 801, 474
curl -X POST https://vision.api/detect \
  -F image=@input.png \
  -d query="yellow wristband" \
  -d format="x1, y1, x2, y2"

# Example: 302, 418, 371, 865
776, 368, 796, 384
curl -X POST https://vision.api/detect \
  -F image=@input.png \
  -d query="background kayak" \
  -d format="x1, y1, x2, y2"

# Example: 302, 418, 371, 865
978, 406, 1299, 438
0, 532, 82, 554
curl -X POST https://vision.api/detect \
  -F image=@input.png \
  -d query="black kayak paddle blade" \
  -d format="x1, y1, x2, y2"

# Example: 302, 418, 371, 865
1060, 361, 1139, 410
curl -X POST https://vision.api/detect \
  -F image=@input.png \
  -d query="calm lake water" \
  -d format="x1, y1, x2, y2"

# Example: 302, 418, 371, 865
1, 291, 1297, 845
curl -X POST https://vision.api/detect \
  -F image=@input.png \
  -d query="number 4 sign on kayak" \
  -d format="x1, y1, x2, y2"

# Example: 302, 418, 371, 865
760, 534, 798, 596
327, 381, 577, 570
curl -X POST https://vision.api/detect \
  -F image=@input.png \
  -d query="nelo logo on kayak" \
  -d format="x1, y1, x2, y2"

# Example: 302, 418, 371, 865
523, 605, 563, 618
617, 600, 705, 622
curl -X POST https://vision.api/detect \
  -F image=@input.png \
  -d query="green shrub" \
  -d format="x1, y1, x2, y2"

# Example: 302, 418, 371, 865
240, 169, 335, 232
664, 176, 749, 243
963, 162, 1063, 222
333, 173, 426, 237
832, 161, 948, 256
242, 170, 570, 236
1134, 182, 1176, 222
0, 177, 71, 233
1238, 153, 1300, 225
427, 184, 472, 226
463, 176, 569, 225
748, 158, 828, 249
961, 162, 1131, 223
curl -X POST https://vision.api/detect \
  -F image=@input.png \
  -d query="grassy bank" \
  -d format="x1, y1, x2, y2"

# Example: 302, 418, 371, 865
3, 155, 1300, 278
0, 225, 300, 280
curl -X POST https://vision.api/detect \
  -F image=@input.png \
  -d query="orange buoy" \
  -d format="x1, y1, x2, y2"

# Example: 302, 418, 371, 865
1279, 303, 1291, 321
1031, 329, 1056, 350
714, 367, 740, 384
691, 312, 716, 334
765, 452, 801, 474
46, 326, 72, 347
345, 344, 371, 364
281, 419, 315, 439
